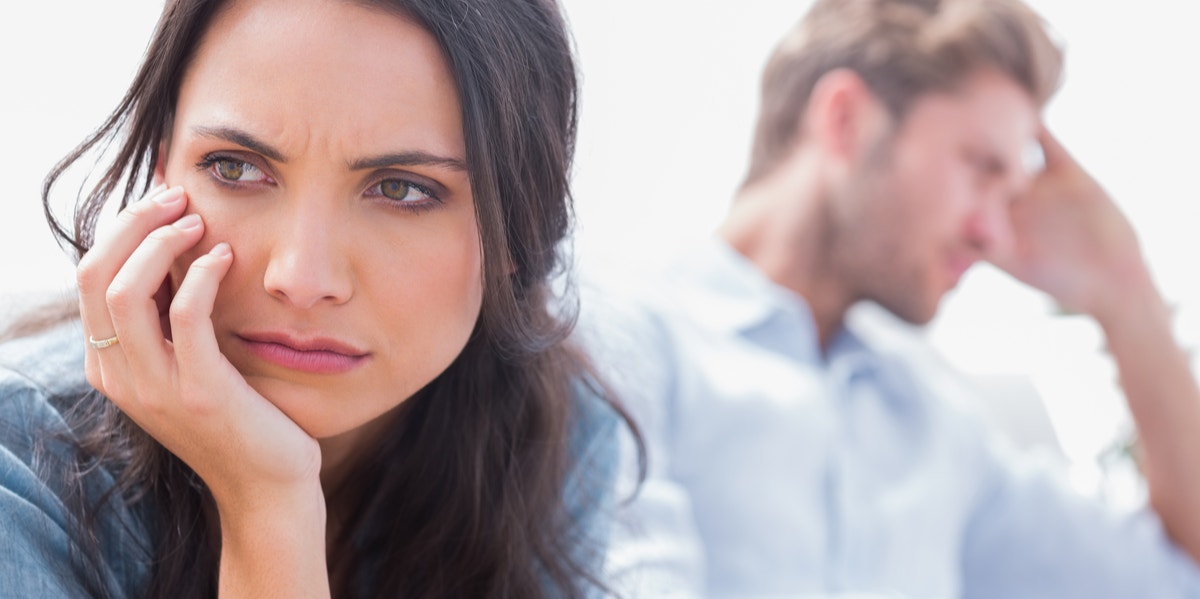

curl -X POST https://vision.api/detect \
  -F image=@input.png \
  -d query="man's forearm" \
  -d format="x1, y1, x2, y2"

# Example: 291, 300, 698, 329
1098, 273, 1200, 563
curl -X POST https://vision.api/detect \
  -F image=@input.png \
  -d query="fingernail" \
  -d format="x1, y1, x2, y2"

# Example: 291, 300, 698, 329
210, 242, 231, 258
155, 187, 185, 206
174, 213, 201, 230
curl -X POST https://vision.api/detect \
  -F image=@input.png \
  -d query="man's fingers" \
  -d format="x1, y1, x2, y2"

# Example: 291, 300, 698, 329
1037, 125, 1073, 170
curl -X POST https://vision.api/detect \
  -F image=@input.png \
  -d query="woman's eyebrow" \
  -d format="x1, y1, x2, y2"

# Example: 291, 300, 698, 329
350, 152, 467, 173
192, 125, 288, 163
189, 125, 465, 173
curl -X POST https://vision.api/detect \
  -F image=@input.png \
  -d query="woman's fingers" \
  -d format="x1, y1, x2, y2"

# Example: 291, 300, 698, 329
107, 212, 208, 391
77, 185, 186, 393
169, 242, 234, 375
77, 186, 184, 336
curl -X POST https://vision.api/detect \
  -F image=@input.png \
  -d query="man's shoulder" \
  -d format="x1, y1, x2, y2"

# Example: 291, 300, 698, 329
578, 252, 762, 356
576, 272, 685, 376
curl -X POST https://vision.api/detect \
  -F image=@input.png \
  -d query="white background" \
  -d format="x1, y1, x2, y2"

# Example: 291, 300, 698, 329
2, 1, 1199, 486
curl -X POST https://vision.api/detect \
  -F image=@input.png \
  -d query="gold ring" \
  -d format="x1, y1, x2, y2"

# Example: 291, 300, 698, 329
89, 335, 120, 349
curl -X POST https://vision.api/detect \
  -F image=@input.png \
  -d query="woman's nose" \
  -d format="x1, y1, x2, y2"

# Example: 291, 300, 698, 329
262, 204, 354, 309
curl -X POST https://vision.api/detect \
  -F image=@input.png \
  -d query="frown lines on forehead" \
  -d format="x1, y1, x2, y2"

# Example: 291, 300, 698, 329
193, 125, 288, 163
191, 124, 468, 174
350, 151, 467, 173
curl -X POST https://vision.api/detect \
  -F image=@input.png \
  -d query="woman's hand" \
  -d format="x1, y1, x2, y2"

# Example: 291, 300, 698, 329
75, 184, 323, 518
78, 185, 332, 597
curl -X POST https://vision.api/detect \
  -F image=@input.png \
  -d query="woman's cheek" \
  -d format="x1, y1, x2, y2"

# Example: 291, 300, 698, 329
165, 208, 211, 292
166, 191, 239, 297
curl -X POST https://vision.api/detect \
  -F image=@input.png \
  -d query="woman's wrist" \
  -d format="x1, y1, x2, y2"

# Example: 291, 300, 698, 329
217, 483, 330, 598
216, 477, 327, 539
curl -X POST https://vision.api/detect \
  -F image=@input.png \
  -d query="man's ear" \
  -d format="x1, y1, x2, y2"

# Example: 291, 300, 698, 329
803, 69, 891, 168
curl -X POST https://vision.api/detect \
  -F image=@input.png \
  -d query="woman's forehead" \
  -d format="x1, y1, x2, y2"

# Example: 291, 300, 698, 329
174, 0, 465, 164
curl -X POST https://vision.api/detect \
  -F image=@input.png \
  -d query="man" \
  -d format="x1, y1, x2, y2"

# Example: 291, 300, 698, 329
585, 0, 1200, 597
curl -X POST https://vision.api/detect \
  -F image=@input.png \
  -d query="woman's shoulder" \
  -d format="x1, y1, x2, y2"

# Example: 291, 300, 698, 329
568, 378, 620, 445
0, 320, 91, 470
0, 319, 89, 467
564, 378, 622, 528
0, 320, 151, 598
0, 318, 90, 400
566, 378, 621, 488
552, 379, 621, 597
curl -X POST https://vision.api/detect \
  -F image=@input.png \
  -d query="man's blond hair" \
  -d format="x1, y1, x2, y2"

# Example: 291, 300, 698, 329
745, 0, 1063, 185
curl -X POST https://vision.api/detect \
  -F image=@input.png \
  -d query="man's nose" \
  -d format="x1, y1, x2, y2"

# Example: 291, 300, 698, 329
262, 200, 354, 309
964, 192, 1015, 258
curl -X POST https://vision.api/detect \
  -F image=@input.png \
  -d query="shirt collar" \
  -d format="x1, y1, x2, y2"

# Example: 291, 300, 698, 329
666, 237, 873, 366
663, 237, 781, 333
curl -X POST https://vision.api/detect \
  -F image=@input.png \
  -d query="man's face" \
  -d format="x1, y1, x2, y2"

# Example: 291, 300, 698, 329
830, 70, 1040, 324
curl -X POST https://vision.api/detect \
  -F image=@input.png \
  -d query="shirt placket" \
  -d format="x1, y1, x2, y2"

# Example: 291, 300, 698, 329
824, 352, 883, 592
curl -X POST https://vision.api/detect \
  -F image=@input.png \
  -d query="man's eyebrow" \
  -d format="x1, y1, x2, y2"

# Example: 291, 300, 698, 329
984, 154, 1008, 176
350, 151, 468, 172
192, 125, 288, 163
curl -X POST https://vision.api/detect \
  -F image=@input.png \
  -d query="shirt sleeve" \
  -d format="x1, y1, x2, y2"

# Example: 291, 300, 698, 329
561, 379, 622, 598
0, 443, 101, 596
961, 435, 1200, 599
0, 369, 145, 599
576, 285, 710, 599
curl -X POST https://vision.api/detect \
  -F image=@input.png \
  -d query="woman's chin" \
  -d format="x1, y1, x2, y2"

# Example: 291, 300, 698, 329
240, 372, 417, 444
241, 374, 370, 439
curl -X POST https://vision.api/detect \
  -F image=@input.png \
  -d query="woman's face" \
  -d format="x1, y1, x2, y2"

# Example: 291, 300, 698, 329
163, 0, 482, 441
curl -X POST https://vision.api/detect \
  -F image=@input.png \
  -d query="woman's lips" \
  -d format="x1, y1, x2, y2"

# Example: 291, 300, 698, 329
238, 334, 370, 374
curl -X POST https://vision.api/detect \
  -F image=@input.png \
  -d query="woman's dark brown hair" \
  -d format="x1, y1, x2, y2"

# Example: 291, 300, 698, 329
36, 0, 640, 596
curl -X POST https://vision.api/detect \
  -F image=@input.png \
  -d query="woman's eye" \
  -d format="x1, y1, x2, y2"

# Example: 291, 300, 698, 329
377, 179, 433, 203
212, 159, 267, 182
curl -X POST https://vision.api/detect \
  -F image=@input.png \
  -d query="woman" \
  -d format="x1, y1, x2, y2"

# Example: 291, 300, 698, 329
0, 0, 637, 596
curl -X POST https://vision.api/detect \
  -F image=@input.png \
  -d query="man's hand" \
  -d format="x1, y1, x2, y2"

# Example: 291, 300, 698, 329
994, 127, 1200, 566
992, 127, 1153, 324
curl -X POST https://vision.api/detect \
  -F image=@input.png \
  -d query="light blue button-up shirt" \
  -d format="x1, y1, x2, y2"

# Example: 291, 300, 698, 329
582, 238, 1200, 598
